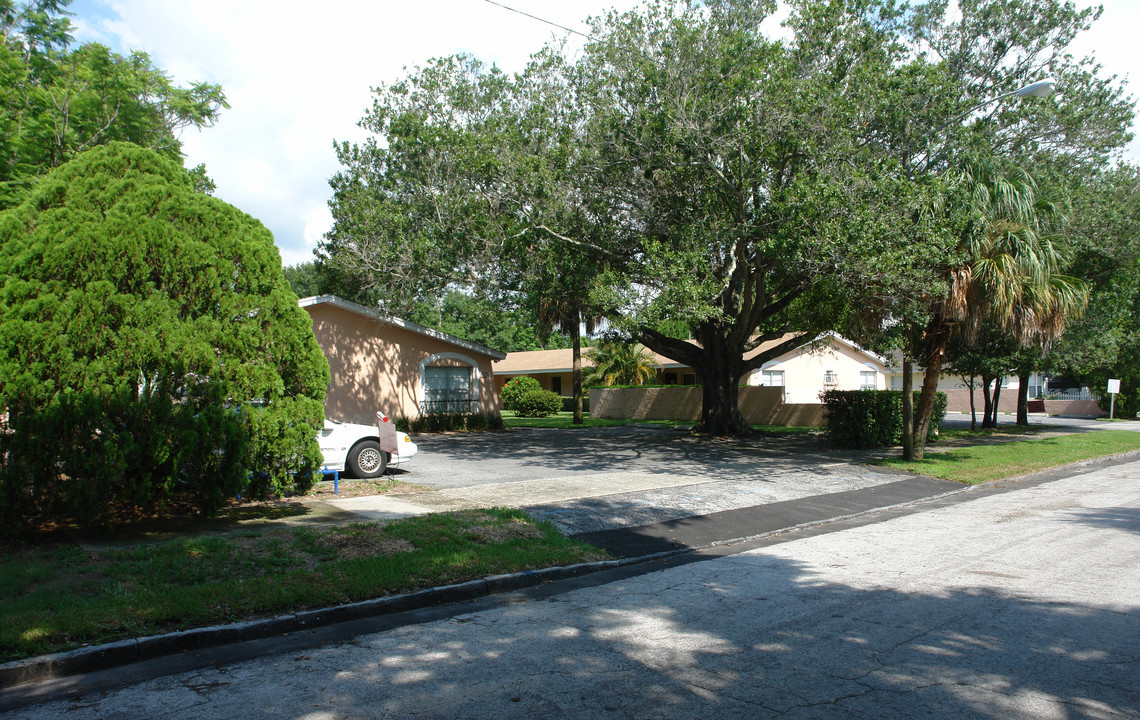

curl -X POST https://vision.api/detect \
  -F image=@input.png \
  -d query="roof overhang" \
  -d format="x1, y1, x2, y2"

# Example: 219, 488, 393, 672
298, 295, 507, 360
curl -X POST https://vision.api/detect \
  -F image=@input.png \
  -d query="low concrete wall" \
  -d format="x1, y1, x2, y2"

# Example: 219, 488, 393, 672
1044, 399, 1106, 417
590, 386, 826, 427
943, 388, 1106, 418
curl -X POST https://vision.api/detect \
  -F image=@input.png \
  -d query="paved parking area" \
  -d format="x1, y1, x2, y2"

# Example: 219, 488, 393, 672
333, 427, 919, 533
326, 418, 1140, 533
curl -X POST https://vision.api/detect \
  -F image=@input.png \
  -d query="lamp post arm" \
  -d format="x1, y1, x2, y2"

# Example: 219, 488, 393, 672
928, 77, 1056, 157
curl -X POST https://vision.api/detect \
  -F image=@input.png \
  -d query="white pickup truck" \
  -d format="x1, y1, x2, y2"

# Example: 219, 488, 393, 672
317, 412, 418, 478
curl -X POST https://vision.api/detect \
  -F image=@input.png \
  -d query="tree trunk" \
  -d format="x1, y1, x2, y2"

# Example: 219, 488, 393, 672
902, 358, 914, 461
1016, 372, 1030, 426
981, 375, 995, 428
968, 374, 977, 431
698, 369, 750, 436
991, 380, 1002, 427
571, 318, 584, 424
692, 326, 750, 436
913, 320, 951, 461
913, 358, 943, 461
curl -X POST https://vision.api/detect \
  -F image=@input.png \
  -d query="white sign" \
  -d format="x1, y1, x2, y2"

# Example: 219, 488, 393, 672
1108, 378, 1121, 394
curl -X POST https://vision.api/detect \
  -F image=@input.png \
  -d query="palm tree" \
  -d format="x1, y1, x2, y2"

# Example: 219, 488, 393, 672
583, 341, 661, 387
911, 158, 1088, 457
535, 296, 600, 425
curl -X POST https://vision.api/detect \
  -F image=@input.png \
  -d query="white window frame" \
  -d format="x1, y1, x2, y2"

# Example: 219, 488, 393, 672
760, 369, 785, 387
418, 353, 481, 414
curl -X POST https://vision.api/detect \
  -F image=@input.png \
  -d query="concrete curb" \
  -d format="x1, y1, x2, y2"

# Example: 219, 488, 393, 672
0, 550, 686, 690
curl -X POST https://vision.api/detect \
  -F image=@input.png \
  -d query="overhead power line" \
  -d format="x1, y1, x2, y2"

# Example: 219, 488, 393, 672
481, 0, 601, 43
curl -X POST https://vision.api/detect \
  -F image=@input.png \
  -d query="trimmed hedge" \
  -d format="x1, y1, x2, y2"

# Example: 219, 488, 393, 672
822, 390, 947, 449
397, 412, 505, 434
560, 395, 590, 413
514, 388, 563, 418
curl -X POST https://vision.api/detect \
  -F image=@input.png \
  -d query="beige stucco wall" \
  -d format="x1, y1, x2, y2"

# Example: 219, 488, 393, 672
591, 386, 826, 427
304, 303, 501, 424
746, 339, 884, 403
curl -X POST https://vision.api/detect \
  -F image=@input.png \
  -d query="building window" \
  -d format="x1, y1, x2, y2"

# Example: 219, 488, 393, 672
860, 371, 876, 390
761, 370, 784, 387
423, 366, 473, 413
824, 370, 838, 386
664, 372, 677, 385
682, 373, 697, 385
551, 376, 562, 395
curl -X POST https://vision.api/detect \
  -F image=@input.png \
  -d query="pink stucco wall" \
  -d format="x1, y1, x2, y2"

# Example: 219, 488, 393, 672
304, 303, 501, 424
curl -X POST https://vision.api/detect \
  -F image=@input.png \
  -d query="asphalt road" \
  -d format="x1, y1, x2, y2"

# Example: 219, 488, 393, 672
10, 458, 1138, 719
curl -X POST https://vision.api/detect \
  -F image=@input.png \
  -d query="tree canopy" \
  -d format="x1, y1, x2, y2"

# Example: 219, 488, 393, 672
0, 143, 329, 527
322, 0, 1134, 438
0, 0, 228, 208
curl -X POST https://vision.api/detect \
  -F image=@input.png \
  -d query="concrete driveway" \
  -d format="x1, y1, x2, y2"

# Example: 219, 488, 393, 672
337, 420, 1140, 536
405, 426, 833, 489
336, 427, 922, 534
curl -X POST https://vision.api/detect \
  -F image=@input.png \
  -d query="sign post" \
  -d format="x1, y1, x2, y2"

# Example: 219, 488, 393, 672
1107, 379, 1121, 420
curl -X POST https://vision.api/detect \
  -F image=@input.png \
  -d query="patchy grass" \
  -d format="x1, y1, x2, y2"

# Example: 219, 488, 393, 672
751, 424, 816, 435
502, 411, 633, 428
938, 426, 1043, 441
502, 411, 814, 434
0, 509, 608, 662
874, 430, 1140, 484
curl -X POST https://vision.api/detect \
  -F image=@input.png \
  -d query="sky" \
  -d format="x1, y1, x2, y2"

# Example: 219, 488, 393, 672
68, 0, 1140, 268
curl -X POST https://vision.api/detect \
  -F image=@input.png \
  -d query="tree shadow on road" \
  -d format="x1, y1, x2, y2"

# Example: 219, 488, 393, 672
225, 552, 1139, 720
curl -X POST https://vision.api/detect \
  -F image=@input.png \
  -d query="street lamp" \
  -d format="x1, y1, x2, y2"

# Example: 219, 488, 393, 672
946, 77, 1057, 125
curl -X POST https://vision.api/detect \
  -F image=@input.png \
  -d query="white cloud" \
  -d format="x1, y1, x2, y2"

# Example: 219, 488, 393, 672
72, 0, 639, 265
67, 0, 1139, 267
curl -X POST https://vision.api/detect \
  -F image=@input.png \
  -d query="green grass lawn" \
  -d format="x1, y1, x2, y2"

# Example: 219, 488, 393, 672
875, 429, 1140, 484
501, 411, 635, 428
0, 509, 608, 662
502, 411, 814, 434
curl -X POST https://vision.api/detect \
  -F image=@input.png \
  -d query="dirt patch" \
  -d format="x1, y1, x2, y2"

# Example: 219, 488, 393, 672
313, 528, 417, 560
464, 517, 545, 544
302, 477, 429, 501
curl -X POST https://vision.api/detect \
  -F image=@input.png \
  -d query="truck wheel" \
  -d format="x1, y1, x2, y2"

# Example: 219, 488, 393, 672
348, 440, 387, 478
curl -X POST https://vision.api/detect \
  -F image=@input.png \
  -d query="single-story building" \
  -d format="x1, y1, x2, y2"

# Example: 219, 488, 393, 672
493, 333, 887, 404
300, 295, 505, 424
884, 364, 1104, 417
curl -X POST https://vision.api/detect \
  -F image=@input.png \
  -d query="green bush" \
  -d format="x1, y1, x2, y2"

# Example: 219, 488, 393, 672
560, 394, 590, 413
500, 377, 542, 411
0, 144, 329, 529
821, 390, 947, 449
514, 389, 564, 418
402, 412, 503, 434
1097, 384, 1139, 419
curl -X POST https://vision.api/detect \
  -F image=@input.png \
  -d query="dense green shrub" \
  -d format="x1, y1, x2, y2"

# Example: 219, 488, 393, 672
560, 394, 590, 413
514, 389, 564, 418
500, 377, 542, 411
1097, 383, 1139, 419
0, 144, 330, 528
821, 390, 947, 449
402, 412, 504, 434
